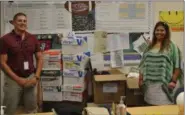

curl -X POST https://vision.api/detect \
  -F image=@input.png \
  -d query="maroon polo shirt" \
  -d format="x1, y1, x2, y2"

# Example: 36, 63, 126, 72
0, 30, 41, 77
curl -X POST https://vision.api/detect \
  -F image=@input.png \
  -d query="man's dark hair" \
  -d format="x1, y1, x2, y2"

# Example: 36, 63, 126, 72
13, 12, 27, 21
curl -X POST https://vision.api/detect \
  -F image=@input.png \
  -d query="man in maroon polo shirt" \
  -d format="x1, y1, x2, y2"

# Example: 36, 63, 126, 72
0, 12, 43, 114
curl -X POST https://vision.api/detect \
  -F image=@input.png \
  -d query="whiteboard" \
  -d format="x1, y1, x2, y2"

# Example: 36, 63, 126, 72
3, 1, 72, 34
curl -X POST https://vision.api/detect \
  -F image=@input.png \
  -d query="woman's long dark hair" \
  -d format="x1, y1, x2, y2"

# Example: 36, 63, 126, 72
148, 21, 171, 52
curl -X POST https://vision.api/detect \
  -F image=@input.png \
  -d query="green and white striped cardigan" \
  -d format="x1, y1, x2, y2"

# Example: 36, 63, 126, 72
139, 41, 182, 86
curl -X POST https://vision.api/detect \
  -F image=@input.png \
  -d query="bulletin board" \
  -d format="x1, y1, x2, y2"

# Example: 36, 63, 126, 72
2, 1, 153, 33
0, 0, 184, 105
0, 1, 154, 102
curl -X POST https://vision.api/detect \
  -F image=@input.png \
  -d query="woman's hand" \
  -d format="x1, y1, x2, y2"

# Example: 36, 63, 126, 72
168, 81, 176, 90
139, 79, 143, 87
139, 74, 143, 88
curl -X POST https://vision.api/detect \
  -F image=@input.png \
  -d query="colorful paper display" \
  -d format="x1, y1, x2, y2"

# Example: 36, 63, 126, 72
159, 11, 184, 32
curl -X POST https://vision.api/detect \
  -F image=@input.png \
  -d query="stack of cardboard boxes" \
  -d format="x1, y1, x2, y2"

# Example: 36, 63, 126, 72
41, 50, 63, 101
61, 35, 90, 102
41, 33, 91, 103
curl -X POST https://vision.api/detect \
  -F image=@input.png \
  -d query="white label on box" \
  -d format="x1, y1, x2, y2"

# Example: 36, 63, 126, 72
63, 69, 86, 77
43, 92, 63, 101
103, 83, 118, 93
63, 92, 83, 102
63, 77, 84, 85
62, 38, 88, 54
63, 61, 85, 71
41, 77, 62, 86
63, 83, 85, 92
62, 53, 88, 62
62, 37, 87, 46
42, 86, 63, 101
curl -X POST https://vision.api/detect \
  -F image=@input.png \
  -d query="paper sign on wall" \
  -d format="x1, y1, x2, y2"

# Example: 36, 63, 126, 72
110, 50, 124, 68
106, 33, 130, 51
133, 35, 148, 55
90, 53, 105, 71
94, 31, 107, 53
159, 11, 184, 32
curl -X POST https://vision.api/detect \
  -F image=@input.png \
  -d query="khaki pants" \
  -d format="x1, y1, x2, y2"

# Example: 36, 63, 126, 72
3, 74, 37, 115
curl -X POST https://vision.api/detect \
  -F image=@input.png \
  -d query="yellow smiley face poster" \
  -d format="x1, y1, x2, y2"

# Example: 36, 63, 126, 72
159, 11, 184, 32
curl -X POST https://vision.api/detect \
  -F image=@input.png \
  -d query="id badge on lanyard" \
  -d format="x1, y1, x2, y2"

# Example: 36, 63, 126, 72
24, 61, 29, 70
21, 40, 29, 70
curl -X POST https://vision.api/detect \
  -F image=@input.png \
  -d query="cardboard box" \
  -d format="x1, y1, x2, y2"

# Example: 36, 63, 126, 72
42, 86, 63, 101
62, 53, 90, 71
63, 61, 87, 71
42, 50, 61, 70
63, 92, 83, 102
127, 77, 139, 89
41, 76, 62, 86
93, 74, 126, 104
63, 83, 86, 93
63, 69, 86, 77
63, 76, 85, 85
41, 70, 62, 86
62, 53, 89, 63
126, 77, 144, 106
62, 37, 88, 54
63, 86, 88, 102
108, 69, 123, 74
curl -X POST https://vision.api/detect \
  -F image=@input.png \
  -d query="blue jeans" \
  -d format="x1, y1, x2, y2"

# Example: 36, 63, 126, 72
3, 74, 37, 115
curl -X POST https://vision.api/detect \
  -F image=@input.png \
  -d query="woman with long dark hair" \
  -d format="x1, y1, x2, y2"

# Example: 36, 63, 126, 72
139, 21, 182, 105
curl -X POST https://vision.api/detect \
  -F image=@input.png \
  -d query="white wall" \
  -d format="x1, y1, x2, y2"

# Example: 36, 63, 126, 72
0, 1, 4, 105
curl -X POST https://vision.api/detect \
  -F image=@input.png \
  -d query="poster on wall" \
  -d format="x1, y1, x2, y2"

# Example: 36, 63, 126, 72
106, 33, 130, 52
94, 31, 107, 53
119, 2, 146, 19
129, 32, 150, 54
159, 11, 184, 32
110, 50, 124, 68
72, 10, 95, 31
95, 2, 151, 32
119, 32, 150, 66
35, 34, 63, 51
71, 1, 95, 31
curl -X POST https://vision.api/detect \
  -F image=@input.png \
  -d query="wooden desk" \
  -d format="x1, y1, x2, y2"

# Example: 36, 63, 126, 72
19, 112, 54, 115
87, 103, 180, 115
127, 105, 179, 115
19, 105, 181, 115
